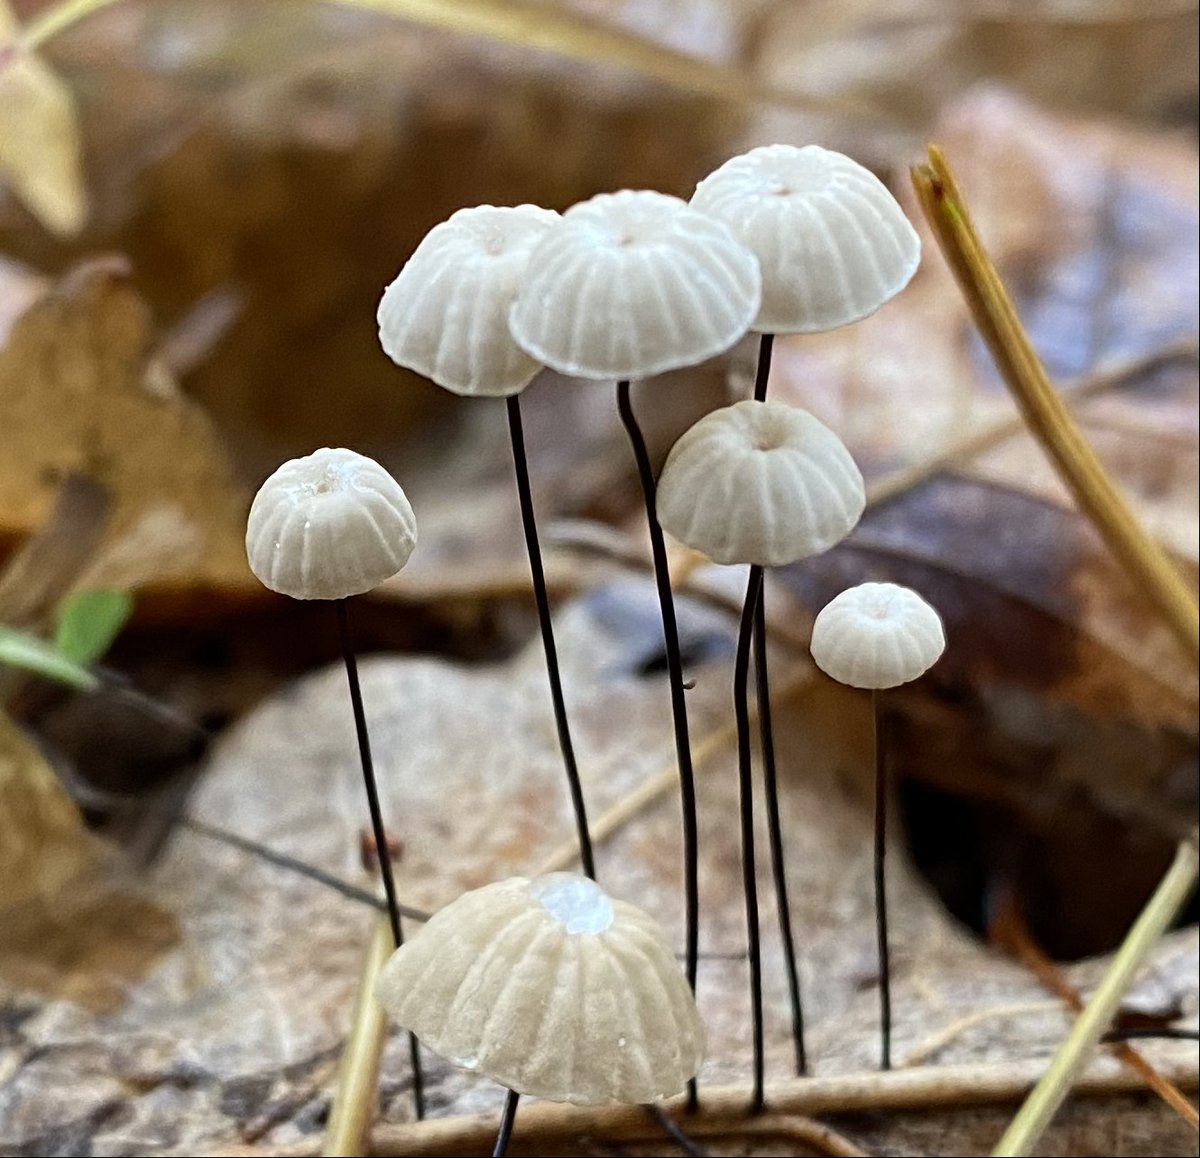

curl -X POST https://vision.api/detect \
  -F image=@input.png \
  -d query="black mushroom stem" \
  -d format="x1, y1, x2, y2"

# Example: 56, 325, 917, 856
748, 330, 807, 1076
616, 378, 702, 1111
334, 598, 426, 1120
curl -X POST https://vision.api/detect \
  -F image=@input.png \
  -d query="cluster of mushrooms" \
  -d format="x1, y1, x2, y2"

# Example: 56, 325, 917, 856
244, 144, 948, 1153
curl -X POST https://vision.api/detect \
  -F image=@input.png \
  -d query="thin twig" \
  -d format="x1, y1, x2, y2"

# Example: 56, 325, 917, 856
324, 917, 393, 1156
911, 147, 1199, 659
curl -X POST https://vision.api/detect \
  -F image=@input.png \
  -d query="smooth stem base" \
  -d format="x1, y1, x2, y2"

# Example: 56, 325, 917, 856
335, 599, 425, 1120
736, 565, 767, 1113
615, 379, 701, 1110
493, 1090, 520, 1157
753, 589, 807, 1076
506, 394, 595, 880
872, 690, 892, 1073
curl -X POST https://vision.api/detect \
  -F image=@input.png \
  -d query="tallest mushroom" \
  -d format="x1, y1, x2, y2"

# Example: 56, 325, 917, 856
509, 190, 762, 1106
690, 143, 921, 1073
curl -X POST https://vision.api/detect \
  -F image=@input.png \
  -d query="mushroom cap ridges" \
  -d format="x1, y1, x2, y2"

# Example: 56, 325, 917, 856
378, 204, 560, 397
657, 400, 865, 566
375, 874, 705, 1105
691, 144, 920, 334
810, 582, 945, 689
508, 189, 761, 380
245, 448, 417, 601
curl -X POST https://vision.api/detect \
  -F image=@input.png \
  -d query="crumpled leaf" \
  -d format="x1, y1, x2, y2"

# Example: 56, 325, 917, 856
0, 585, 1194, 1154
0, 1, 86, 236
0, 257, 254, 598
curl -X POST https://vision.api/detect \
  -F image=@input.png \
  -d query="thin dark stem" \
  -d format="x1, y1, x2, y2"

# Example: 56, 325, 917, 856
752, 332, 775, 403
1101, 1026, 1200, 1043
753, 589, 807, 1076
872, 689, 892, 1072
492, 1089, 520, 1157
644, 1103, 709, 1156
334, 598, 426, 1120
616, 379, 701, 1111
506, 394, 595, 880
736, 565, 767, 1113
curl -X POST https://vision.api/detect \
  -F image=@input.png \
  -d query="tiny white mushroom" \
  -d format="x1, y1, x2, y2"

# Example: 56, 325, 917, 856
691, 144, 920, 334
377, 204, 560, 396
245, 447, 416, 601
657, 399, 865, 567
810, 582, 945, 690
376, 873, 705, 1106
508, 189, 761, 380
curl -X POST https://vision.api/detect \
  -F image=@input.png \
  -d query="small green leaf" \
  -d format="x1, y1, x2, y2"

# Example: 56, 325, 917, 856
53, 588, 133, 664
0, 625, 98, 690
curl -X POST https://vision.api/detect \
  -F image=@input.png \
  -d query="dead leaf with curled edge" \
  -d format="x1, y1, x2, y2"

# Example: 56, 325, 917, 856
0, 584, 1194, 1155
0, 0, 86, 236
0, 257, 255, 600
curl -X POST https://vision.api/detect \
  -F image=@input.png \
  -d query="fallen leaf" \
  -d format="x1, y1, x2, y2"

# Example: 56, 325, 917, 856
0, 0, 86, 236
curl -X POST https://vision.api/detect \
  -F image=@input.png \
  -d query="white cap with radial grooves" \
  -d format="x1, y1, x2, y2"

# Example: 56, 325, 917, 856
377, 204, 560, 397
656, 399, 865, 566
810, 582, 945, 689
245, 447, 417, 601
691, 144, 920, 334
508, 189, 762, 380
374, 873, 705, 1106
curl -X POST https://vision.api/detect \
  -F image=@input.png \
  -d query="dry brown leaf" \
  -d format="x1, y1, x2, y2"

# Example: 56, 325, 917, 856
0, 0, 86, 236
0, 586, 1195, 1153
0, 257, 254, 597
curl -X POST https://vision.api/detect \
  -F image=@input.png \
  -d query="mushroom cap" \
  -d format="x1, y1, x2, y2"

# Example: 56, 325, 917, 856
245, 447, 417, 601
810, 582, 945, 689
690, 144, 920, 334
378, 204, 560, 397
375, 873, 704, 1105
656, 400, 865, 566
508, 189, 761, 380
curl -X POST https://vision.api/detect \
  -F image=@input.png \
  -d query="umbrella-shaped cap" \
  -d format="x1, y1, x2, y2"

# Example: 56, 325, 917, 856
508, 189, 761, 380
691, 144, 920, 334
810, 582, 945, 689
657, 399, 864, 566
375, 873, 704, 1105
378, 204, 560, 396
246, 447, 416, 601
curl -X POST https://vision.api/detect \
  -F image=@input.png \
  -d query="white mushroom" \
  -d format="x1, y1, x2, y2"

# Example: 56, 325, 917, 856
691, 144, 920, 334
508, 189, 761, 380
810, 582, 945, 689
656, 399, 865, 566
377, 204, 560, 396
376, 873, 705, 1106
245, 447, 416, 601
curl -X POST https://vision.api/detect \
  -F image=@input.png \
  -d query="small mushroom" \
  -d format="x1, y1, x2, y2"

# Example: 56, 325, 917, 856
377, 204, 594, 880
377, 204, 559, 397
508, 190, 761, 1057
810, 582, 946, 1070
656, 399, 865, 1103
245, 447, 425, 1115
690, 143, 920, 335
508, 189, 761, 380
376, 873, 705, 1149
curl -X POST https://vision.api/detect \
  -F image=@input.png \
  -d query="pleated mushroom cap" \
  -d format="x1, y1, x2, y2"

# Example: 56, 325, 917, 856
810, 582, 945, 689
246, 448, 417, 601
378, 204, 560, 397
656, 400, 865, 566
690, 144, 920, 334
508, 189, 761, 380
375, 873, 705, 1105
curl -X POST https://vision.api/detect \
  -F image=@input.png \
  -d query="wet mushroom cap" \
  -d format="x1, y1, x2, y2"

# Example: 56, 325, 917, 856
508, 189, 761, 380
809, 582, 945, 689
690, 144, 920, 334
378, 204, 560, 397
656, 399, 865, 566
245, 447, 417, 601
375, 873, 705, 1105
